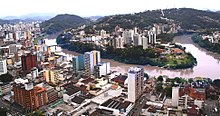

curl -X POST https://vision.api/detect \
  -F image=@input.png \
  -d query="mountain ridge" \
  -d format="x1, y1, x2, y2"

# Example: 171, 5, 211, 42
84, 8, 220, 33
40, 14, 90, 34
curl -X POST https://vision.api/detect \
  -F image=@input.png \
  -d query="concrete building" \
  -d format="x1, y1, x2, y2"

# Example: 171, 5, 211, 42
9, 44, 17, 54
13, 78, 48, 111
44, 69, 59, 85
0, 58, 7, 75
172, 87, 179, 107
21, 52, 37, 74
96, 99, 134, 116
123, 30, 134, 45
100, 29, 107, 38
0, 83, 11, 95
128, 67, 144, 102
72, 54, 84, 74
94, 62, 110, 78
148, 27, 157, 45
84, 51, 100, 77
142, 36, 149, 49
133, 34, 142, 46
114, 36, 124, 48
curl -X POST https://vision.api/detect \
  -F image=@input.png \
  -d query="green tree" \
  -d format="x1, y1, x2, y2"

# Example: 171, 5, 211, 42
0, 108, 7, 116
213, 79, 220, 88
157, 76, 164, 82
164, 86, 172, 98
156, 83, 163, 92
0, 73, 13, 83
188, 78, 194, 83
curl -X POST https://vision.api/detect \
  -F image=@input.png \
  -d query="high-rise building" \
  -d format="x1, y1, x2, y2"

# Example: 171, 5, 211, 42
142, 36, 149, 49
123, 30, 134, 45
21, 52, 37, 74
133, 34, 142, 46
128, 67, 144, 102
148, 27, 157, 45
72, 54, 84, 74
172, 87, 179, 107
44, 70, 59, 85
0, 58, 7, 75
9, 44, 17, 54
91, 50, 101, 66
13, 78, 48, 111
100, 29, 107, 38
94, 62, 110, 78
84, 50, 101, 77
114, 36, 124, 48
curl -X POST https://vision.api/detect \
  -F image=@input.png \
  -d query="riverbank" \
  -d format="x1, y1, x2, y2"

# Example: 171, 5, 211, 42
60, 34, 220, 79
58, 35, 196, 69
173, 34, 220, 61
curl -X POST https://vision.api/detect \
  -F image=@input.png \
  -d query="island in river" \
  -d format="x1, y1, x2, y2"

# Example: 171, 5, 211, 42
56, 33, 197, 69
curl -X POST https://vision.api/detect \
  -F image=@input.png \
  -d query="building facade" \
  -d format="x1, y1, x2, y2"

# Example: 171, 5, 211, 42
128, 67, 144, 102
94, 62, 110, 78
0, 58, 7, 75
13, 78, 48, 111
84, 51, 101, 77
21, 53, 37, 74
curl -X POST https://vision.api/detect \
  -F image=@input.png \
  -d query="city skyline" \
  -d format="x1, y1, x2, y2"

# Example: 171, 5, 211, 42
0, 0, 219, 18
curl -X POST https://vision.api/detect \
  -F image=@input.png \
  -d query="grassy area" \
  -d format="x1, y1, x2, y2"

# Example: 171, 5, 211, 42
33, 34, 46, 45
33, 37, 43, 45
158, 53, 196, 69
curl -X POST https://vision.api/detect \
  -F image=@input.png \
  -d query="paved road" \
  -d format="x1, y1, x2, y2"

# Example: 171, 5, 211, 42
130, 93, 150, 116
0, 98, 22, 115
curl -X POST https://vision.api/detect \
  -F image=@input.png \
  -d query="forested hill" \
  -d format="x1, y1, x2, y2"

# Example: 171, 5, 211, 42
85, 8, 220, 32
40, 14, 90, 34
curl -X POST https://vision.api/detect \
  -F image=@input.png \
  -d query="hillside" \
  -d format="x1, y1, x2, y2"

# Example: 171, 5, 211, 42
40, 14, 90, 34
0, 19, 9, 25
85, 8, 220, 32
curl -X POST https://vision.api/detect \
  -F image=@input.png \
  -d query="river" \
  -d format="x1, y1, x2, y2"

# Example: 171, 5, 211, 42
56, 35, 220, 79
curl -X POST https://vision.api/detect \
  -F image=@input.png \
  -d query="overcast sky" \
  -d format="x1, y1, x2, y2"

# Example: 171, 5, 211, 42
0, 0, 219, 17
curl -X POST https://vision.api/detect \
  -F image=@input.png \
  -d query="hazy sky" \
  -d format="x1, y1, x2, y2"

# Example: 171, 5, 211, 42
0, 0, 219, 17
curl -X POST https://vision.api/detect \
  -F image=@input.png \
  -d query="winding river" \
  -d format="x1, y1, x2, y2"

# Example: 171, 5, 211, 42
54, 34, 220, 79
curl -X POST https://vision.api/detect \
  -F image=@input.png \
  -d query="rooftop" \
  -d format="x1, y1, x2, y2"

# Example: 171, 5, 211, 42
71, 96, 85, 104
128, 67, 143, 73
14, 78, 29, 84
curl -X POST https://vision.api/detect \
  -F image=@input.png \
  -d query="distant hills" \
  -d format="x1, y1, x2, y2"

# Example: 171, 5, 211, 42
85, 16, 103, 21
1, 8, 220, 34
0, 13, 56, 25
40, 14, 90, 34
1, 13, 56, 21
87, 8, 220, 32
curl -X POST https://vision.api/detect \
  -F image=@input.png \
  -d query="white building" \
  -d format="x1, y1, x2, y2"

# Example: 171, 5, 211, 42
172, 87, 179, 107
123, 30, 134, 45
0, 59, 7, 75
100, 29, 107, 38
94, 62, 110, 78
133, 34, 142, 46
142, 36, 149, 49
148, 27, 157, 44
84, 50, 101, 77
128, 67, 144, 102
115, 36, 124, 48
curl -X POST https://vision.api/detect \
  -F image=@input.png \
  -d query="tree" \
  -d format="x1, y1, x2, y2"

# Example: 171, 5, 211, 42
157, 76, 164, 82
164, 86, 172, 98
156, 83, 163, 92
0, 108, 7, 116
213, 79, 220, 88
188, 78, 194, 83
30, 110, 43, 116
0, 73, 13, 83
144, 73, 149, 79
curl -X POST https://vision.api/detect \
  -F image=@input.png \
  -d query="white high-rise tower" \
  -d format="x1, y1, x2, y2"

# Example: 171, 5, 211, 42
128, 67, 144, 102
